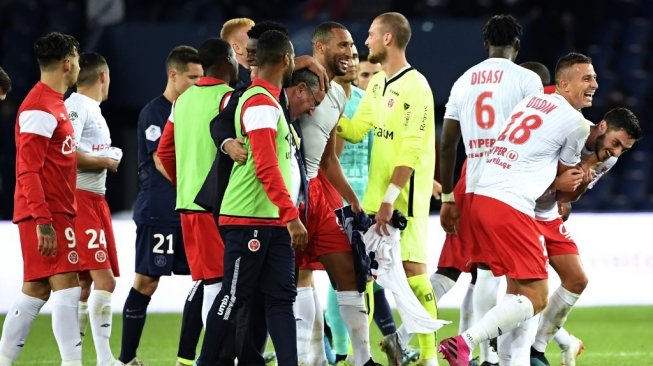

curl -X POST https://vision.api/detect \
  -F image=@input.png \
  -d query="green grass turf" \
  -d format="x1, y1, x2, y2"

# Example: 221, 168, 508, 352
3, 306, 652, 365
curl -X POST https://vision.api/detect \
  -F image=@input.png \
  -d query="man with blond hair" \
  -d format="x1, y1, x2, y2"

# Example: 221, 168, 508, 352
220, 17, 255, 88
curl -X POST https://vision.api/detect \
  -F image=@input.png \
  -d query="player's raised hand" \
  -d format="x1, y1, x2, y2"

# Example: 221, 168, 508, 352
36, 223, 57, 256
295, 55, 330, 93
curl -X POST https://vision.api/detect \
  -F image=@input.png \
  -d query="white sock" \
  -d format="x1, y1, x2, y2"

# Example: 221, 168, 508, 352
396, 325, 410, 349
309, 288, 327, 366
473, 269, 501, 363
459, 283, 474, 333
78, 301, 89, 338
51, 287, 83, 362
0, 293, 46, 362
532, 286, 580, 353
89, 290, 115, 365
553, 327, 573, 350
294, 287, 315, 364
498, 314, 540, 365
202, 282, 222, 327
430, 272, 456, 301
336, 291, 371, 366
463, 294, 534, 351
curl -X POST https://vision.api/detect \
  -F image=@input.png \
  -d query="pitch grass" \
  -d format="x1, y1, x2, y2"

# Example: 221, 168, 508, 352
4, 306, 652, 365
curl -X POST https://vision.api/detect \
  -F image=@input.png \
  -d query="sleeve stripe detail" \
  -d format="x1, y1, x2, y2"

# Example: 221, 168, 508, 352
19, 110, 58, 138
242, 105, 280, 132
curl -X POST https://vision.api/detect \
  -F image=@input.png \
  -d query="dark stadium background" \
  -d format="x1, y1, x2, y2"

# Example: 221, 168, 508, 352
0, 0, 650, 219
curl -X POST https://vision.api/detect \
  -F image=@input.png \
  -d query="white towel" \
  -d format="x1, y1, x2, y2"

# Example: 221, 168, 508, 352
364, 225, 451, 334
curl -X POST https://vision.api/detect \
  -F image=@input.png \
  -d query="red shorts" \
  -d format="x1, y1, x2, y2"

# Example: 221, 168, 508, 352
296, 173, 351, 270
18, 214, 80, 282
469, 195, 548, 280
438, 161, 474, 273
74, 190, 120, 276
318, 170, 343, 209
180, 212, 224, 281
538, 217, 579, 257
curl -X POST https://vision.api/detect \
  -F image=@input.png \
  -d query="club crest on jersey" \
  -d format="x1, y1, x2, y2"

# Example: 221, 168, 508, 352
387, 99, 394, 108
145, 125, 162, 142
248, 238, 261, 252
154, 255, 167, 267
95, 250, 107, 263
61, 135, 76, 155
68, 250, 79, 264
69, 111, 78, 121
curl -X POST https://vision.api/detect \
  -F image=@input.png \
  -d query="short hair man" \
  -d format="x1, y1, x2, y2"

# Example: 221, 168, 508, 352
437, 52, 596, 366
0, 31, 83, 366
66, 51, 122, 366
428, 15, 543, 365
528, 55, 641, 366
196, 29, 307, 366
156, 38, 238, 344
337, 12, 439, 365
118, 45, 204, 366
294, 21, 386, 366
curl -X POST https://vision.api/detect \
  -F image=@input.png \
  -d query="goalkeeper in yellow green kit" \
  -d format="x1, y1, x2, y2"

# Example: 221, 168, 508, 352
336, 12, 438, 366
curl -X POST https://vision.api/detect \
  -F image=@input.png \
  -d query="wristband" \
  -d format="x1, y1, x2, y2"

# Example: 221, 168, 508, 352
382, 183, 401, 204
441, 192, 455, 203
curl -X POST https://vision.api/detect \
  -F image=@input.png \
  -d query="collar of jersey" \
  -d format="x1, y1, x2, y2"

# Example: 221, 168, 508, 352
197, 76, 227, 86
251, 78, 281, 101
72, 91, 101, 107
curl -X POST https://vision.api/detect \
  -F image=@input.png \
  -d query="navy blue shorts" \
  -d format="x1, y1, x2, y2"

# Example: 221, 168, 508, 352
135, 224, 190, 277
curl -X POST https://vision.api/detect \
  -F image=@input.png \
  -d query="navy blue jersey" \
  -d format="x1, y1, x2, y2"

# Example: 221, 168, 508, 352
234, 63, 251, 90
133, 95, 180, 225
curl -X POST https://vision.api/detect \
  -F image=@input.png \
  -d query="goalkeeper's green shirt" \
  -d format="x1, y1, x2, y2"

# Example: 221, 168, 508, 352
338, 66, 435, 217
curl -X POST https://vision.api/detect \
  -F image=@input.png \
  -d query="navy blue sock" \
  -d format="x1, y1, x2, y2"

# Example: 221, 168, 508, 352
373, 289, 396, 336
177, 281, 204, 362
119, 287, 151, 363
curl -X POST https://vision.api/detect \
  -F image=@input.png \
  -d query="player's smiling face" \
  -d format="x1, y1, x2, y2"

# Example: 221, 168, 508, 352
594, 125, 635, 161
563, 63, 598, 110
324, 28, 354, 77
